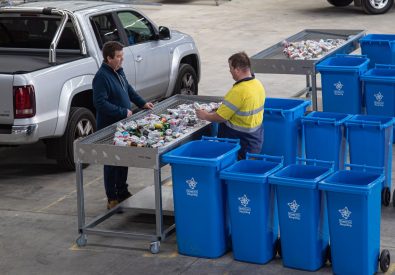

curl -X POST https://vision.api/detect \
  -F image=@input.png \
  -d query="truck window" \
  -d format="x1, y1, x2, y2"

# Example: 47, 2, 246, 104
117, 11, 155, 45
90, 13, 121, 48
0, 16, 78, 49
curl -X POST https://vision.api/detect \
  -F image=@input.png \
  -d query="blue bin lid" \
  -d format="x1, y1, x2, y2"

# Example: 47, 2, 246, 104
316, 54, 370, 73
264, 97, 311, 120
162, 137, 240, 169
265, 97, 311, 112
319, 170, 384, 195
361, 65, 395, 83
220, 159, 283, 184
301, 111, 353, 126
360, 34, 395, 44
344, 114, 395, 130
268, 164, 333, 189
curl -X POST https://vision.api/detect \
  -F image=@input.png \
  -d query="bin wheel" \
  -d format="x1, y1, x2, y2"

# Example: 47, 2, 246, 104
76, 235, 87, 247
275, 238, 282, 258
381, 187, 391, 207
150, 241, 160, 254
325, 244, 332, 264
380, 249, 390, 272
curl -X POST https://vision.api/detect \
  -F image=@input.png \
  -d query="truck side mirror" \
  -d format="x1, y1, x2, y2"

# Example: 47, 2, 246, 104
158, 26, 170, 40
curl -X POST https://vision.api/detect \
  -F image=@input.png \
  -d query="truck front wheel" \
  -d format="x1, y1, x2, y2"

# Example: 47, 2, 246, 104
362, 0, 393, 14
327, 0, 353, 6
174, 64, 198, 95
56, 107, 96, 171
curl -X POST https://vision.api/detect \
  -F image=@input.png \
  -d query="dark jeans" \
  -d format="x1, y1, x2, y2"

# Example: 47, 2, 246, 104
103, 165, 129, 201
218, 123, 263, 160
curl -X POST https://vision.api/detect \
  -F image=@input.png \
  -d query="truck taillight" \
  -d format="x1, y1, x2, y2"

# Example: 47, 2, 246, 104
13, 85, 36, 118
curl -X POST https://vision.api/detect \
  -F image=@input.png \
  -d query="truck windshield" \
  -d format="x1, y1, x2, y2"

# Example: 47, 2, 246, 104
0, 15, 79, 49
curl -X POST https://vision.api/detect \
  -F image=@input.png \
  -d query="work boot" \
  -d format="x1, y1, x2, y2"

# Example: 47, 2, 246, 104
107, 199, 119, 210
118, 191, 132, 203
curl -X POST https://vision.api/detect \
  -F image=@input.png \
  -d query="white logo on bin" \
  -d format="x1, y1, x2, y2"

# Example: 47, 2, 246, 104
287, 200, 301, 220
374, 92, 384, 107
238, 194, 251, 215
186, 178, 198, 197
334, 81, 345, 96
338, 206, 352, 228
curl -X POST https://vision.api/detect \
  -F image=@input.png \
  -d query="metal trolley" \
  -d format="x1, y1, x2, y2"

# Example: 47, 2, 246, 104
250, 29, 365, 110
74, 95, 222, 253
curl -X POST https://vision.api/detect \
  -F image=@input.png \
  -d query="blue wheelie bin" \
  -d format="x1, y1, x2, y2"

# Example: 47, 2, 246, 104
319, 164, 390, 275
361, 64, 395, 144
362, 65, 395, 118
262, 98, 311, 165
344, 115, 395, 206
162, 136, 240, 258
360, 34, 395, 68
316, 54, 369, 114
301, 112, 352, 171
268, 159, 333, 271
220, 154, 283, 264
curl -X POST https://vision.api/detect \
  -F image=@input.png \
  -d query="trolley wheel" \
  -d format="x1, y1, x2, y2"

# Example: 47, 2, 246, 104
275, 237, 282, 258
150, 241, 160, 254
381, 187, 391, 207
76, 235, 87, 247
325, 244, 332, 264
380, 249, 390, 273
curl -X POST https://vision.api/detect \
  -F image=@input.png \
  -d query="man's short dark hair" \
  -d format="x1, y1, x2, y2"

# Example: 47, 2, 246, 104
102, 41, 124, 62
228, 51, 251, 71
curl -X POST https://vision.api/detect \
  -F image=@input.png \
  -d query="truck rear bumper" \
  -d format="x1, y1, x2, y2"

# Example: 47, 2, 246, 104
0, 124, 39, 144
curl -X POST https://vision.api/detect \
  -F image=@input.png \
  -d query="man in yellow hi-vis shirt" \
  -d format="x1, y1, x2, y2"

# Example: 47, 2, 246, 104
196, 52, 265, 159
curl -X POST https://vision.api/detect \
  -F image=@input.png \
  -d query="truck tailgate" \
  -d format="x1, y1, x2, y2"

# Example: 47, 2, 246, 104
0, 75, 14, 124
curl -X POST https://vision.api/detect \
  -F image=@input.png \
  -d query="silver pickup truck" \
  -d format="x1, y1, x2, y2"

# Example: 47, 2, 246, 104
0, 1, 200, 170
326, 0, 393, 14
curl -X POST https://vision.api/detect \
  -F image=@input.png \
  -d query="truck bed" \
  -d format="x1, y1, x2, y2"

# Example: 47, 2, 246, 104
0, 51, 85, 74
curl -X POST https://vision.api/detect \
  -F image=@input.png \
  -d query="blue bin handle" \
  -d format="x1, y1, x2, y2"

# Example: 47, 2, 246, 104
335, 54, 367, 58
201, 136, 240, 144
297, 157, 334, 169
264, 109, 286, 118
246, 153, 284, 163
375, 64, 395, 70
344, 163, 384, 174
349, 119, 384, 129
302, 116, 337, 125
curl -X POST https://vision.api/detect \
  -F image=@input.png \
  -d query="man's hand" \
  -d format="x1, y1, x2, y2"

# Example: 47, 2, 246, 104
196, 109, 226, 123
127, 109, 133, 117
195, 109, 208, 120
144, 102, 154, 109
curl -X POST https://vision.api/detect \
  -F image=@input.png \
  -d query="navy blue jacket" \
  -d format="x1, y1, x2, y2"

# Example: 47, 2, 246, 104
93, 63, 146, 130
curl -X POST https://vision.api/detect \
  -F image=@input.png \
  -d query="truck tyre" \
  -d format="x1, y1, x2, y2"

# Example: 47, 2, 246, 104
57, 107, 96, 171
174, 64, 198, 95
327, 0, 353, 6
362, 0, 393, 13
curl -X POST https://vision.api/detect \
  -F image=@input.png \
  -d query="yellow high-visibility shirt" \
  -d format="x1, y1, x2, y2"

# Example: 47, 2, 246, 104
216, 77, 265, 133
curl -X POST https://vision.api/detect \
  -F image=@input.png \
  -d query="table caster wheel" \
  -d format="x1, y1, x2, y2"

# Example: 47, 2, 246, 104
150, 241, 160, 254
76, 235, 87, 247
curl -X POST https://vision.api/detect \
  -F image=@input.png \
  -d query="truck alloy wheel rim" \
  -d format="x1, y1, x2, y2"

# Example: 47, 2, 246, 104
74, 119, 94, 139
369, 0, 388, 9
180, 73, 195, 95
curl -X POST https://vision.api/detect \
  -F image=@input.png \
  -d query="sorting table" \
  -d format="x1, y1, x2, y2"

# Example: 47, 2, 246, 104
250, 29, 365, 110
74, 94, 221, 253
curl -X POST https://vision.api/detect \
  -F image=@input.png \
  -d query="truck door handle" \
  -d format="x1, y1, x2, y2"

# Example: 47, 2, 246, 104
136, 55, 143, 62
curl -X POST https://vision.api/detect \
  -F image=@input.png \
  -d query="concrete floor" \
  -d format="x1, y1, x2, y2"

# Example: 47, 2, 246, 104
1, 0, 395, 274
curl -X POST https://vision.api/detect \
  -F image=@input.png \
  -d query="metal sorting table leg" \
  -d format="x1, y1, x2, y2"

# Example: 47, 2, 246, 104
75, 161, 174, 251
73, 95, 222, 252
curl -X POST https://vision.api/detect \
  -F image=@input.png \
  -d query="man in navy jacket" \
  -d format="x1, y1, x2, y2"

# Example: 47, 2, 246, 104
93, 41, 154, 210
